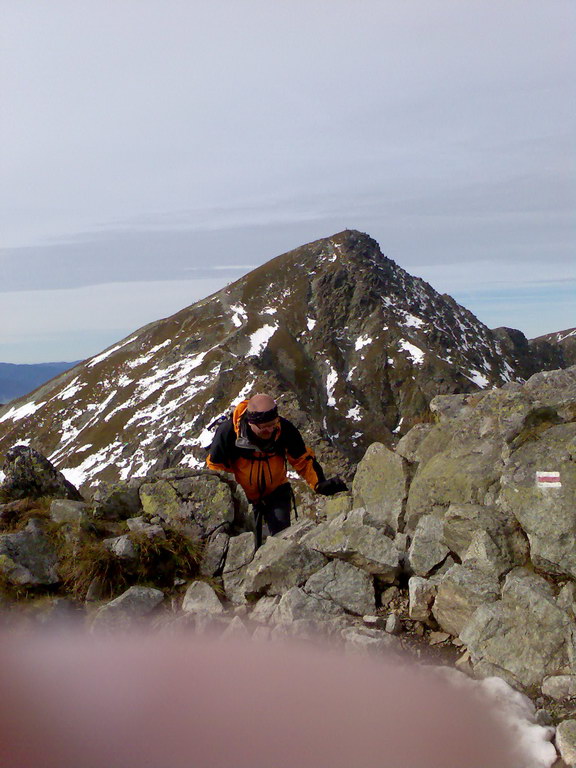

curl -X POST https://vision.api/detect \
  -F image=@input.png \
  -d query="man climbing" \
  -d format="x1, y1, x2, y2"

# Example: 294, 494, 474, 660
206, 393, 347, 546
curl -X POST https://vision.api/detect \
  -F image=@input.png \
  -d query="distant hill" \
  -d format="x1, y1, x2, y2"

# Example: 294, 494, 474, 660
0, 230, 570, 490
531, 327, 576, 367
0, 362, 80, 405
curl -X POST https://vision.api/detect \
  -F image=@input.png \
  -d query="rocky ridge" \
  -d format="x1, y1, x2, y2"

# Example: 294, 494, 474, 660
0, 230, 567, 494
1, 364, 575, 765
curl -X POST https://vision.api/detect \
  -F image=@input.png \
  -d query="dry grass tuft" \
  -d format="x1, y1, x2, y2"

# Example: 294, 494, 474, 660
56, 527, 203, 601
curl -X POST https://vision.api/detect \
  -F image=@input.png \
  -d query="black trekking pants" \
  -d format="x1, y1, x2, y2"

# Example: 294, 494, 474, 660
253, 482, 292, 548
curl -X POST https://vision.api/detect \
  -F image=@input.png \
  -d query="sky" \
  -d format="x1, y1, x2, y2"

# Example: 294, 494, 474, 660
1, 0, 574, 363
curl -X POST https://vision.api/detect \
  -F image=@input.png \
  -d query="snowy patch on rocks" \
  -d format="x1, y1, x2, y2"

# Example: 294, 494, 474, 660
399, 340, 425, 365
247, 325, 278, 356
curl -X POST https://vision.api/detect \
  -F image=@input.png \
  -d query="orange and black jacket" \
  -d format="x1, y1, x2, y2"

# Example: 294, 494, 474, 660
206, 400, 325, 502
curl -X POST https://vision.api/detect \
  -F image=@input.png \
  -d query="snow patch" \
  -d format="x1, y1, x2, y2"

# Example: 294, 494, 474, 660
247, 325, 278, 356
0, 400, 46, 424
346, 405, 362, 421
87, 337, 135, 368
466, 369, 490, 388
326, 366, 338, 407
355, 335, 372, 351
230, 303, 247, 328
399, 340, 425, 365
402, 312, 424, 328
232, 379, 256, 406
307, 318, 317, 331
58, 379, 84, 401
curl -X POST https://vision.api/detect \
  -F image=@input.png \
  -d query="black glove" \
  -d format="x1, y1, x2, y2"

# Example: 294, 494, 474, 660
315, 476, 348, 496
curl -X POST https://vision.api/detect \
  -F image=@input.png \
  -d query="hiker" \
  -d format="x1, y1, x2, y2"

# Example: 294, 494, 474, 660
206, 393, 347, 545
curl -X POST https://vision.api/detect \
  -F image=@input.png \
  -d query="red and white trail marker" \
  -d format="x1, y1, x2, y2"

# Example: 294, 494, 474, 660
536, 471, 562, 489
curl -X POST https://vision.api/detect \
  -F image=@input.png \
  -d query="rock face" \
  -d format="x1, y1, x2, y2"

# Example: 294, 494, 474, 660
386, 366, 576, 693
0, 230, 566, 492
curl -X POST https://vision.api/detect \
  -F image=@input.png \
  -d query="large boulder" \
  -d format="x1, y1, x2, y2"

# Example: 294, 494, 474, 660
302, 509, 400, 582
139, 472, 235, 538
352, 442, 408, 533
1, 445, 83, 502
498, 423, 576, 578
92, 479, 143, 520
460, 569, 575, 689
304, 559, 376, 616
272, 586, 346, 625
407, 515, 449, 576
181, 581, 224, 614
242, 538, 326, 599
0, 519, 60, 586
91, 586, 165, 629
432, 564, 500, 637
222, 532, 256, 604
442, 503, 528, 570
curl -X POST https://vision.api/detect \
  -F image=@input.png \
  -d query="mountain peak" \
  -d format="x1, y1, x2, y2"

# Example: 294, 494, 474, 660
0, 232, 567, 490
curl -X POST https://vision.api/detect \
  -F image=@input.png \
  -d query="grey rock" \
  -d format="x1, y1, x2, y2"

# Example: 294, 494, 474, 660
461, 529, 513, 577
169, 473, 235, 536
442, 503, 528, 571
249, 596, 281, 624
341, 626, 400, 655
394, 532, 409, 553
220, 616, 250, 640
125, 519, 166, 541
199, 531, 229, 577
535, 709, 554, 727
542, 675, 576, 700
0, 519, 60, 586
92, 479, 142, 520
432, 564, 500, 636
501, 567, 557, 609
140, 473, 235, 538
50, 499, 88, 524
442, 504, 494, 558
429, 393, 476, 423
381, 586, 400, 607
352, 442, 408, 532
406, 437, 506, 530
182, 581, 224, 614
461, 573, 573, 689
103, 535, 138, 561
126, 516, 148, 531
498, 423, 576, 578
1, 445, 83, 501
302, 514, 399, 582
556, 581, 576, 618
304, 559, 375, 616
407, 515, 449, 576
243, 538, 326, 599
275, 519, 317, 543
222, 532, 256, 604
408, 576, 437, 622
272, 586, 345, 624
556, 719, 576, 768
92, 586, 164, 628
385, 613, 402, 634
395, 424, 434, 463
322, 492, 353, 521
